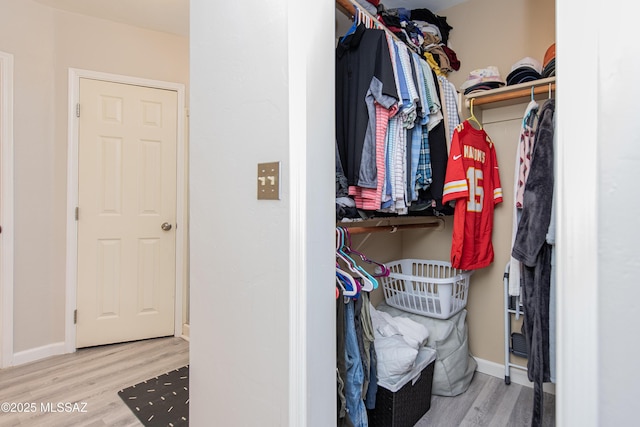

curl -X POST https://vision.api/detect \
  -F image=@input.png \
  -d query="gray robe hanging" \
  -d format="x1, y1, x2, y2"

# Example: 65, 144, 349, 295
511, 98, 555, 427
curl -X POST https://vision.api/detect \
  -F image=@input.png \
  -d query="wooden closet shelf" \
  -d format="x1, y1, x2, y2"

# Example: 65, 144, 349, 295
465, 76, 556, 109
338, 217, 445, 234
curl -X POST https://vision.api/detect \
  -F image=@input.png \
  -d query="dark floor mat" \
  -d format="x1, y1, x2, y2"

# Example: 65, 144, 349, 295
118, 365, 189, 426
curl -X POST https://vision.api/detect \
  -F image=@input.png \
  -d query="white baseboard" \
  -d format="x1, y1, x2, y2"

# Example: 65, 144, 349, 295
12, 342, 66, 367
474, 356, 556, 395
11, 331, 190, 368
181, 323, 190, 341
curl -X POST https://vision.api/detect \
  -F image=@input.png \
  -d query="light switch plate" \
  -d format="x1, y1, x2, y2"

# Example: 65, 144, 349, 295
257, 161, 280, 200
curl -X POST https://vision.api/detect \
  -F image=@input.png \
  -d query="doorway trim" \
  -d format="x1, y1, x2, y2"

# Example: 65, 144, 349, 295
0, 51, 14, 368
65, 68, 186, 353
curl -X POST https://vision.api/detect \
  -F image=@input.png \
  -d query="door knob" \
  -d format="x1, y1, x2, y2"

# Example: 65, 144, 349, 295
161, 222, 172, 231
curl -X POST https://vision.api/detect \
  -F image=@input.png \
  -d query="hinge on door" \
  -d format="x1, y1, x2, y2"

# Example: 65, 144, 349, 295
75, 207, 79, 221
76, 103, 80, 118
74, 310, 77, 324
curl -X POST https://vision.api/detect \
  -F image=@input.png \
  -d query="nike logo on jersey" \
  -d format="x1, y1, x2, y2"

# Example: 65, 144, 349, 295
453, 154, 462, 160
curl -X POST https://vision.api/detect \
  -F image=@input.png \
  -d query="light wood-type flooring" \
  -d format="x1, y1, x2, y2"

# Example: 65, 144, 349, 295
0, 336, 554, 426
0, 337, 189, 427
416, 372, 555, 426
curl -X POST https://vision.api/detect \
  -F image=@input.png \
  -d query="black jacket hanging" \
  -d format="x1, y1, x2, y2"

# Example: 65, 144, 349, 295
336, 24, 398, 188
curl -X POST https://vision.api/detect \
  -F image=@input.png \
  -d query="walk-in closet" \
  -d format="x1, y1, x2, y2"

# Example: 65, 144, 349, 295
333, 0, 556, 425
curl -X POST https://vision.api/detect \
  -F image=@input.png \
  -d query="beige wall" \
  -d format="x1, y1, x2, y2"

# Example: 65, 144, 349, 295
348, 231, 404, 307
0, 0, 188, 354
444, 0, 556, 91
360, 0, 556, 366
0, 0, 57, 355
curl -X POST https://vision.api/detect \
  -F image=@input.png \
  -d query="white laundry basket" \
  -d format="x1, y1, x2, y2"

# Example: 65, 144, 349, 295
380, 259, 472, 319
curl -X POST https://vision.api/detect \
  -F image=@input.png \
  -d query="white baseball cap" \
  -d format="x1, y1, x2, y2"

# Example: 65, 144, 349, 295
459, 66, 505, 91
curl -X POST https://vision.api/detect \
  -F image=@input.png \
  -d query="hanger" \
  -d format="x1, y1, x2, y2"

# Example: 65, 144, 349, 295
335, 228, 377, 291
344, 246, 389, 278
342, 228, 390, 277
362, 11, 372, 29
336, 267, 358, 297
343, 228, 379, 290
467, 98, 482, 130
523, 86, 540, 128
336, 227, 376, 291
340, 7, 359, 42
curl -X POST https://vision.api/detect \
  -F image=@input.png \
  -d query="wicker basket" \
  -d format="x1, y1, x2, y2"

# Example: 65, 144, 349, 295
380, 259, 472, 319
368, 347, 436, 427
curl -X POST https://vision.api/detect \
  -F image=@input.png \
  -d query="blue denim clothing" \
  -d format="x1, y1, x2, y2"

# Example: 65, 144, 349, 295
364, 344, 378, 410
344, 300, 368, 427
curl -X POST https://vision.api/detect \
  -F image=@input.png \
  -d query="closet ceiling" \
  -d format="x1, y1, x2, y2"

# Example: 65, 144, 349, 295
33, 0, 467, 38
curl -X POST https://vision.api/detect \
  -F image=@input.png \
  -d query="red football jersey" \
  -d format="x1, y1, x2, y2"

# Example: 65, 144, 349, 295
442, 121, 503, 270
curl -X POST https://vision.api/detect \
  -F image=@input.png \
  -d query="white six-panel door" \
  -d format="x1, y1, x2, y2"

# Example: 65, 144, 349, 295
76, 78, 177, 348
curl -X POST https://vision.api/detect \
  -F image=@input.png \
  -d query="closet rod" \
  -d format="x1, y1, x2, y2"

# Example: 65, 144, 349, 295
336, 0, 356, 17
467, 82, 556, 107
344, 222, 442, 235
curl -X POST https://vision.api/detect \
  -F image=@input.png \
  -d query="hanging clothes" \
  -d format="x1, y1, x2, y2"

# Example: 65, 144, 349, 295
442, 121, 503, 270
335, 227, 389, 426
511, 98, 555, 427
336, 24, 398, 189
415, 70, 450, 215
335, 10, 453, 218
337, 287, 355, 427
405, 55, 425, 204
509, 99, 540, 297
378, 39, 416, 214
412, 55, 433, 195
358, 292, 378, 409
436, 74, 461, 147
546, 112, 557, 386
349, 102, 397, 211
421, 63, 443, 129
344, 298, 369, 427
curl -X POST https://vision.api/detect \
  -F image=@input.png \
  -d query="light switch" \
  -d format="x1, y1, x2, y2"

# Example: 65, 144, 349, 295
257, 161, 280, 200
